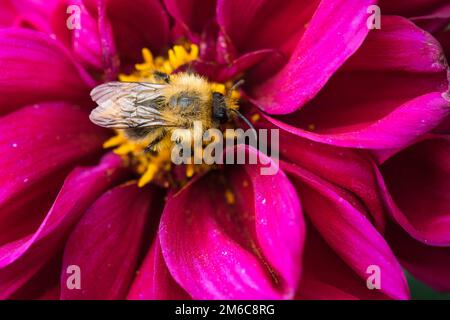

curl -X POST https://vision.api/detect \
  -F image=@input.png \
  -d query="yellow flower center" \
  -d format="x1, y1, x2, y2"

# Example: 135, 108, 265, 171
103, 43, 240, 188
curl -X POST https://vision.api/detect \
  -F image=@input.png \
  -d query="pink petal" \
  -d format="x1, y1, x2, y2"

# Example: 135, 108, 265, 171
5, 0, 60, 32
0, 28, 95, 114
410, 3, 450, 34
38, 286, 60, 300
60, 182, 154, 299
235, 146, 304, 295
73, 1, 103, 70
164, 0, 217, 41
0, 153, 126, 298
159, 146, 304, 299
387, 222, 450, 292
283, 162, 409, 300
0, 1, 17, 27
50, 0, 105, 72
344, 16, 447, 73
8, 253, 62, 300
279, 129, 386, 230
217, 0, 318, 56
104, 0, 170, 65
0, 102, 109, 211
250, 0, 376, 114
378, 135, 450, 245
297, 225, 389, 300
380, 0, 449, 17
266, 85, 449, 150
193, 49, 282, 82
435, 30, 450, 62
127, 236, 191, 300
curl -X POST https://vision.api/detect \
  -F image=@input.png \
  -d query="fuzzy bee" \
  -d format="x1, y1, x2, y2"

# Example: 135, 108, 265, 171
89, 72, 249, 153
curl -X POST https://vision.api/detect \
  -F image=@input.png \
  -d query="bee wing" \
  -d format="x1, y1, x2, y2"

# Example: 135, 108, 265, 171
89, 81, 171, 129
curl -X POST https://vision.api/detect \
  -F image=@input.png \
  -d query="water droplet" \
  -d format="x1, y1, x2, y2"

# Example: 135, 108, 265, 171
11, 143, 17, 148
261, 198, 266, 205
23, 178, 29, 183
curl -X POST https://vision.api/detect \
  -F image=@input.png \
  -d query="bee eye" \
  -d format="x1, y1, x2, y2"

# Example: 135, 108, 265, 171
178, 96, 194, 108
169, 95, 195, 108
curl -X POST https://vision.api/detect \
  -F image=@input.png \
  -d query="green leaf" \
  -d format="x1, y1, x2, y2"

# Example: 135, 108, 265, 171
407, 272, 450, 300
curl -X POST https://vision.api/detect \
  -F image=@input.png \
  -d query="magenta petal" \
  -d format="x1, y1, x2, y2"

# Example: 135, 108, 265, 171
104, 0, 170, 64
250, 0, 376, 114
435, 28, 450, 62
344, 16, 447, 73
0, 154, 125, 298
0, 102, 109, 210
219, 49, 281, 80
193, 49, 282, 82
283, 162, 409, 300
233, 146, 304, 295
73, 1, 103, 70
127, 236, 190, 300
279, 130, 386, 230
380, 0, 449, 17
217, 0, 318, 56
164, 0, 217, 40
297, 225, 389, 300
378, 136, 450, 245
267, 90, 450, 150
0, 1, 17, 27
50, 0, 104, 71
411, 3, 450, 34
160, 147, 303, 299
0, 28, 95, 114
5, 0, 60, 32
387, 222, 450, 292
8, 253, 62, 300
60, 183, 153, 299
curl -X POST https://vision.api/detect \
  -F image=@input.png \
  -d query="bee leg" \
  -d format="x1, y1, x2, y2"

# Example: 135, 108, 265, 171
144, 131, 167, 154
153, 71, 170, 84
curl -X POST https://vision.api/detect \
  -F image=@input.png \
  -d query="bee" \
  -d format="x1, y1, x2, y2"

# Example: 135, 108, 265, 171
89, 72, 250, 153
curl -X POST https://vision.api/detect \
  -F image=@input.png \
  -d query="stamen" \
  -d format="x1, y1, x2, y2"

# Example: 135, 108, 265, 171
251, 113, 260, 123
225, 189, 236, 205
186, 164, 195, 178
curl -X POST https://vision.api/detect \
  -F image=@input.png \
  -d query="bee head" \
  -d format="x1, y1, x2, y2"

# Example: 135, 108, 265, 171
212, 92, 229, 124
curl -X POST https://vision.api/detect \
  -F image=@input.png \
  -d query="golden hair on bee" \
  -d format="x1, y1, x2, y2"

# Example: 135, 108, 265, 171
89, 72, 240, 153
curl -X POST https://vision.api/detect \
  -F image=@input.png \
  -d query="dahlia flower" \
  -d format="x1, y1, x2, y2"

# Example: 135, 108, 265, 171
0, 0, 449, 300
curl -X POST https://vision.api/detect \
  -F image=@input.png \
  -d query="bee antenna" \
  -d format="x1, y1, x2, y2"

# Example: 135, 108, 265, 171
231, 79, 245, 91
230, 109, 257, 140
227, 79, 245, 100
186, 62, 194, 75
